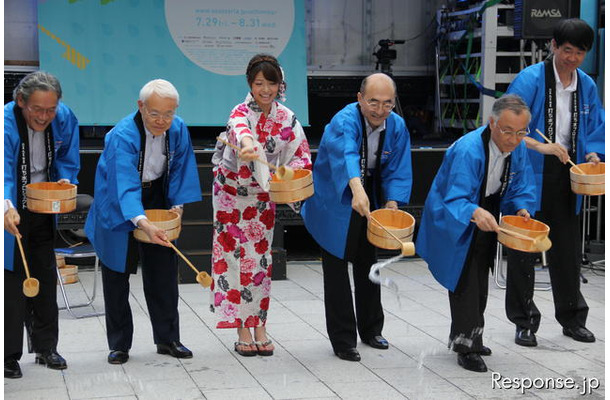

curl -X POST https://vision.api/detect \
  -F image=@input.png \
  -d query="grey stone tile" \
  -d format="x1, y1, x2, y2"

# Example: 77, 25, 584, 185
358, 347, 419, 369
267, 321, 326, 342
261, 380, 336, 399
325, 380, 406, 399
64, 371, 135, 398
201, 387, 273, 400
189, 365, 260, 390
3, 362, 66, 392
301, 357, 382, 384
131, 378, 205, 400
374, 367, 475, 400
4, 387, 70, 400
7, 258, 604, 400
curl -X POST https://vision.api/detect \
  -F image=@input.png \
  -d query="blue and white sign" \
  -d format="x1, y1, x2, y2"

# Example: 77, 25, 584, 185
38, 0, 308, 126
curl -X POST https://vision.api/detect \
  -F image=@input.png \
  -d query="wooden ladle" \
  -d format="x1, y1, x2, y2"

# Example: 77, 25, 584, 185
535, 129, 586, 174
497, 227, 552, 252
369, 215, 415, 256
216, 136, 294, 180
16, 235, 39, 297
166, 241, 212, 288
470, 218, 551, 252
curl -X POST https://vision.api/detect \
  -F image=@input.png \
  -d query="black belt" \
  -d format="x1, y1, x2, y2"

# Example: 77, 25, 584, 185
142, 181, 152, 188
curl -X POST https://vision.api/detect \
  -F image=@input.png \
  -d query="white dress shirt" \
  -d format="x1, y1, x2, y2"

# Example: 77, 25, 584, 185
486, 139, 511, 197
5, 128, 51, 213
131, 128, 182, 227
142, 129, 167, 182
28, 127, 48, 184
553, 57, 578, 151
364, 119, 386, 173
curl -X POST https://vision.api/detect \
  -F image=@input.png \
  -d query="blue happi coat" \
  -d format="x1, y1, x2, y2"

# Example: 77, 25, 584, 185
506, 60, 605, 213
4, 101, 80, 271
416, 127, 537, 292
301, 103, 412, 259
84, 112, 201, 272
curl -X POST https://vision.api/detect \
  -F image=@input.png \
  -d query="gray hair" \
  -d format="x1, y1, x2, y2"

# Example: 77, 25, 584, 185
139, 79, 180, 105
491, 94, 531, 122
13, 71, 62, 103
359, 73, 397, 96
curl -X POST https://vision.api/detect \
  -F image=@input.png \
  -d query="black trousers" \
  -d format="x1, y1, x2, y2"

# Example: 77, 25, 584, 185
506, 157, 587, 331
449, 193, 499, 354
449, 228, 497, 353
102, 244, 179, 351
321, 212, 384, 352
5, 212, 58, 360
101, 177, 180, 351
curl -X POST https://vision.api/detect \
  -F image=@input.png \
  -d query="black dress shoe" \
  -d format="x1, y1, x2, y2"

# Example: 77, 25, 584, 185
334, 348, 361, 362
457, 353, 487, 373
363, 335, 389, 350
563, 326, 596, 343
478, 345, 492, 356
515, 327, 538, 347
4, 359, 22, 379
108, 350, 129, 364
35, 350, 67, 370
157, 341, 193, 358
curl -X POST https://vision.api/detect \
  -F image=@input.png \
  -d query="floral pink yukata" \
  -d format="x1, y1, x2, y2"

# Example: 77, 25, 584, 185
211, 94, 311, 329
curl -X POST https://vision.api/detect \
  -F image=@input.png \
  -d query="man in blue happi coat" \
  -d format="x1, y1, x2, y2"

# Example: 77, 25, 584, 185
504, 19, 605, 347
302, 73, 412, 362
4, 72, 80, 378
416, 95, 537, 372
85, 79, 201, 365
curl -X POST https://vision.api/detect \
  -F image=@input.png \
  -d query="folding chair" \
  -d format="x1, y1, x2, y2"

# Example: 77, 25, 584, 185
55, 244, 104, 318
493, 242, 552, 291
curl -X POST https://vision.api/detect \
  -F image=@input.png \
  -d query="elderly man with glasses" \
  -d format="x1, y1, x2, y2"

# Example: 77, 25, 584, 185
302, 73, 412, 362
416, 94, 537, 372
4, 71, 80, 378
85, 79, 201, 365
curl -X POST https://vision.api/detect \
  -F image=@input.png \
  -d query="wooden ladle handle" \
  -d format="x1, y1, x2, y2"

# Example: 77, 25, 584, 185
15, 235, 31, 279
469, 218, 537, 243
216, 136, 295, 180
496, 227, 537, 242
369, 215, 415, 256
535, 129, 585, 174
216, 136, 277, 171
166, 241, 212, 288
166, 241, 199, 274
370, 215, 403, 243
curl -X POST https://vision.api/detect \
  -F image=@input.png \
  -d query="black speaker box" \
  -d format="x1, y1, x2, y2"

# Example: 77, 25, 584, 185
514, 0, 579, 39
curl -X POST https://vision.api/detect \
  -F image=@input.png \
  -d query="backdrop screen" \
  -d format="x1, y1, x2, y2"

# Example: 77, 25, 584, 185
38, 0, 308, 126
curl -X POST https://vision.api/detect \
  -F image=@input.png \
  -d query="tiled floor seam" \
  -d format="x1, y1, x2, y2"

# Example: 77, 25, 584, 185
283, 263, 478, 400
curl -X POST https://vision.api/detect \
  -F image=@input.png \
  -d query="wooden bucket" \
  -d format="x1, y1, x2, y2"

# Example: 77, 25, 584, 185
58, 265, 79, 285
133, 209, 181, 243
367, 209, 415, 250
269, 169, 314, 204
497, 215, 549, 253
56, 254, 66, 268
570, 162, 604, 196
26, 182, 77, 214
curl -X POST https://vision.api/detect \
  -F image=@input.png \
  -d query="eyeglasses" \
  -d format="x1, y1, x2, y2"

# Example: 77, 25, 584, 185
365, 98, 395, 112
495, 121, 530, 138
143, 105, 175, 122
26, 105, 57, 117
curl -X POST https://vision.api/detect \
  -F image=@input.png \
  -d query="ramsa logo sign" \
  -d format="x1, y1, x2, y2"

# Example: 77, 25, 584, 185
530, 8, 563, 18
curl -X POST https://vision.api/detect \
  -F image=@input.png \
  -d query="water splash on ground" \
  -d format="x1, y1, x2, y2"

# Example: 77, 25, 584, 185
369, 254, 404, 307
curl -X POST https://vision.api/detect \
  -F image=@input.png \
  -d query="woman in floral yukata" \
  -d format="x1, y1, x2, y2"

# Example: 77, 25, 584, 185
210, 54, 312, 357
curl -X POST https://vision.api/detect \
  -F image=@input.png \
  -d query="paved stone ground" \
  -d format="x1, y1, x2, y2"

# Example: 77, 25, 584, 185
4, 258, 605, 399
